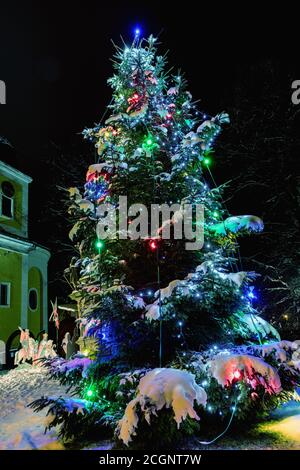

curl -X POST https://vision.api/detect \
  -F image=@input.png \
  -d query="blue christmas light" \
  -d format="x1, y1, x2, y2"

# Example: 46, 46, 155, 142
247, 286, 257, 300
134, 26, 141, 36
84, 178, 109, 202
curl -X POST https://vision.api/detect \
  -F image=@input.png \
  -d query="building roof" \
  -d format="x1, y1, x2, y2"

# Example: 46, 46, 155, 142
0, 228, 50, 257
0, 159, 32, 184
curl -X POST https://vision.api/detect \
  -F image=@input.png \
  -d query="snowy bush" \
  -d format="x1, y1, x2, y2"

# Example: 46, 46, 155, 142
116, 368, 207, 446
209, 353, 282, 394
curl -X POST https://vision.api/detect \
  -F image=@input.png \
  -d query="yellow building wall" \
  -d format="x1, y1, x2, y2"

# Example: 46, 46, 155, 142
0, 174, 23, 232
28, 267, 43, 335
0, 248, 22, 342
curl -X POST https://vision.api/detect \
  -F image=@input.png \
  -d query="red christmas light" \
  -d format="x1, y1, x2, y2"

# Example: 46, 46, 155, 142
127, 93, 140, 108
149, 239, 158, 251
233, 370, 242, 380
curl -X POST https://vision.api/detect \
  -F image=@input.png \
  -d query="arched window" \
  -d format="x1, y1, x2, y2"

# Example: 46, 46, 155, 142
0, 181, 15, 219
28, 288, 38, 311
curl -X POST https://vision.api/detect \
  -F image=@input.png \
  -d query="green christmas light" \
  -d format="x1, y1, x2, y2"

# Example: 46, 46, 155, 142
143, 134, 157, 151
204, 157, 211, 166
96, 239, 104, 250
213, 211, 219, 218
87, 389, 94, 398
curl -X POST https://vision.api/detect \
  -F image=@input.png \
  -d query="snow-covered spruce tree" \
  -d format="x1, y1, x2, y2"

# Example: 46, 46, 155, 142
30, 35, 300, 448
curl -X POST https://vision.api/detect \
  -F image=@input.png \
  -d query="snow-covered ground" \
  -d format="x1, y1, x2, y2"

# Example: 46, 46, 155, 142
0, 365, 70, 449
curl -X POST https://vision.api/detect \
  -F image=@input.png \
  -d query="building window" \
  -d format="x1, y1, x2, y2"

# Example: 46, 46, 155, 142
0, 181, 15, 219
0, 282, 11, 307
28, 288, 38, 311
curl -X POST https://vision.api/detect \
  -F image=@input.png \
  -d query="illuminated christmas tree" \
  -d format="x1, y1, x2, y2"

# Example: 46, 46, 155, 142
31, 32, 300, 449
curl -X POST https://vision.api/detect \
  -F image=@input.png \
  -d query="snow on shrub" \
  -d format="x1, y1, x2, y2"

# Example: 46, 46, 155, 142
116, 368, 207, 446
239, 314, 280, 340
51, 356, 93, 378
46, 396, 87, 415
252, 340, 298, 363
209, 353, 282, 394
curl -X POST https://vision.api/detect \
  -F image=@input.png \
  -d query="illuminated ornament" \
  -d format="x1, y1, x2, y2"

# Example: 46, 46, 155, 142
85, 164, 111, 203
126, 91, 149, 118
93, 126, 118, 155
127, 93, 140, 111
84, 176, 109, 203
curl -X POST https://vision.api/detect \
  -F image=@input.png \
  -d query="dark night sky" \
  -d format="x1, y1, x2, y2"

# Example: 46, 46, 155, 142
0, 2, 299, 244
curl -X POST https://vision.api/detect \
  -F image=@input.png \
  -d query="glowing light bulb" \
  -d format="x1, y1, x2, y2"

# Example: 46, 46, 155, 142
233, 370, 241, 380
149, 239, 158, 251
96, 240, 104, 250
87, 389, 94, 398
